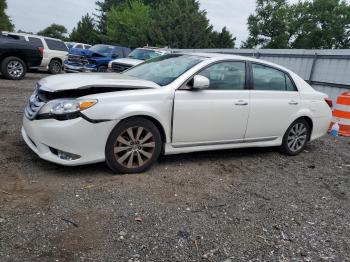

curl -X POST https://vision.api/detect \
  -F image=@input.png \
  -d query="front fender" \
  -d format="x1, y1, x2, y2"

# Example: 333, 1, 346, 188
82, 89, 175, 143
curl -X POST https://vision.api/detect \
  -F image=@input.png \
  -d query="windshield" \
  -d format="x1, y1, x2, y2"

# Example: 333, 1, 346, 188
128, 49, 162, 61
123, 54, 204, 86
89, 44, 115, 56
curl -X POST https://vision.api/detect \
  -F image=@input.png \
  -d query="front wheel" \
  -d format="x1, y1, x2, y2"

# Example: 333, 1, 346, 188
105, 118, 162, 174
280, 119, 310, 156
97, 65, 107, 72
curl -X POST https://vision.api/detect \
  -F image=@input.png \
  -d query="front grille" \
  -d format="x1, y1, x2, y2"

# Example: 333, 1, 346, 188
25, 90, 46, 120
111, 62, 132, 73
68, 54, 88, 64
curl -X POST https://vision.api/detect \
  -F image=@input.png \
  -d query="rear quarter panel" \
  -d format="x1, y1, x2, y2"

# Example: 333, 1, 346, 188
300, 91, 332, 140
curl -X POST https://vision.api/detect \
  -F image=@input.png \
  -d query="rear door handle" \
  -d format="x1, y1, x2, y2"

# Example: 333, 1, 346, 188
289, 100, 299, 105
235, 100, 248, 106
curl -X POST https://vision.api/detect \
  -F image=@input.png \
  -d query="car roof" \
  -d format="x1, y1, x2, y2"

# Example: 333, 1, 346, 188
2, 31, 64, 42
178, 52, 294, 74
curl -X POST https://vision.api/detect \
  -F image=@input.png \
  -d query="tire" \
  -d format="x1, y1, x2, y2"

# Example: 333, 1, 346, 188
1, 56, 27, 80
49, 59, 62, 74
97, 65, 107, 72
280, 118, 310, 156
105, 117, 162, 174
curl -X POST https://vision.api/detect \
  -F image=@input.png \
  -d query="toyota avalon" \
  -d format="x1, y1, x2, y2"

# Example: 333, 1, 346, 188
22, 53, 332, 174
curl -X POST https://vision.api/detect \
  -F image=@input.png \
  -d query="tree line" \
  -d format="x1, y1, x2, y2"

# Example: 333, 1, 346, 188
1, 0, 349, 49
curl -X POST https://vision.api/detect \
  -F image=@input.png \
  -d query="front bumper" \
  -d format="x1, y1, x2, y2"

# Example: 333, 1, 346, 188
22, 116, 119, 166
64, 62, 97, 73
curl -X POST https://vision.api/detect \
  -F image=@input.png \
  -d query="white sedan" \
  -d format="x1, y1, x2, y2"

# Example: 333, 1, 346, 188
22, 53, 332, 174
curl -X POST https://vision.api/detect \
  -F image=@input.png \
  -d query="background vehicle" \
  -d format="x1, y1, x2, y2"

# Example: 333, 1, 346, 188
1, 32, 68, 74
64, 44, 131, 72
65, 42, 91, 50
108, 47, 171, 73
22, 53, 332, 174
0, 37, 42, 80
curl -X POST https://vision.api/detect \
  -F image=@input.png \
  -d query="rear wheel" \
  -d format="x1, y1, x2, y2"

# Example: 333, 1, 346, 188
49, 59, 62, 74
1, 56, 26, 80
280, 119, 310, 156
105, 118, 162, 174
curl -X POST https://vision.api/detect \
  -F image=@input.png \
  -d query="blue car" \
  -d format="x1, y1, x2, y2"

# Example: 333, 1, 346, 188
64, 44, 131, 72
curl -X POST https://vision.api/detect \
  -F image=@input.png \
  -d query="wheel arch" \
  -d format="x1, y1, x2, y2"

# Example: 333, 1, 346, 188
50, 57, 63, 64
292, 116, 314, 141
0, 52, 28, 67
115, 115, 167, 152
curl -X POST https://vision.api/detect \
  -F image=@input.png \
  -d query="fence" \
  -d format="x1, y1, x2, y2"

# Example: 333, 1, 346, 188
173, 49, 350, 102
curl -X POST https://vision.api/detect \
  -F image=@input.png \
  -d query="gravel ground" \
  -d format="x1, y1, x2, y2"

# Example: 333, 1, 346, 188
0, 73, 350, 262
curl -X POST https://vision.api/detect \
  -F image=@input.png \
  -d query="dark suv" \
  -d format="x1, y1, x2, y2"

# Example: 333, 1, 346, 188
0, 36, 43, 80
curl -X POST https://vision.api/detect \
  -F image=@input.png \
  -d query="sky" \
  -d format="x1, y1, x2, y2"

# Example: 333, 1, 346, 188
5, 0, 350, 45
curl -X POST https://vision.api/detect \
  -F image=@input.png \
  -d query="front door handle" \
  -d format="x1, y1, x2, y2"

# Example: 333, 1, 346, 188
235, 100, 248, 106
289, 100, 299, 105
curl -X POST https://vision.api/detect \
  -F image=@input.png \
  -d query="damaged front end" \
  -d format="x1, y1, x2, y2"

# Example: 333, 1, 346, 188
25, 85, 148, 122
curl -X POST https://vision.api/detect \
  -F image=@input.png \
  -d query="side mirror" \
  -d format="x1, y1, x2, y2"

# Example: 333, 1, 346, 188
192, 75, 210, 90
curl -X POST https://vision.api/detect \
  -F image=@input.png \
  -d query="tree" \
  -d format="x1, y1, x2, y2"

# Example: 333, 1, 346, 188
151, 0, 214, 48
37, 24, 68, 40
95, 0, 159, 33
70, 14, 99, 45
242, 0, 291, 48
291, 0, 350, 49
0, 0, 14, 31
243, 0, 350, 49
106, 0, 153, 48
210, 27, 236, 48
95, 0, 236, 48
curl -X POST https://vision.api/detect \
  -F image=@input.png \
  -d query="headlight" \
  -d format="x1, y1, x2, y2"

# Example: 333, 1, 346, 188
39, 99, 98, 116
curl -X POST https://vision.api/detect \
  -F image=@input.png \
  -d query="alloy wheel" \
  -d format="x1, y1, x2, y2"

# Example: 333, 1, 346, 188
51, 61, 61, 74
287, 123, 308, 152
7, 61, 24, 78
113, 126, 156, 169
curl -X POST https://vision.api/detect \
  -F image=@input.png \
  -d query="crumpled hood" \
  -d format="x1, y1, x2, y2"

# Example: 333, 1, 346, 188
38, 73, 160, 92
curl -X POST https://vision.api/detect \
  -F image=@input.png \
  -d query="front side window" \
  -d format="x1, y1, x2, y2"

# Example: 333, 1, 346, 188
198, 61, 246, 90
252, 64, 296, 91
45, 39, 68, 51
124, 54, 204, 86
75, 44, 83, 49
28, 37, 44, 48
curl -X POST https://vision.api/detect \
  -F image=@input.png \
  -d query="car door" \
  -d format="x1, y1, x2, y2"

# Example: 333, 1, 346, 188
245, 63, 301, 139
172, 61, 250, 146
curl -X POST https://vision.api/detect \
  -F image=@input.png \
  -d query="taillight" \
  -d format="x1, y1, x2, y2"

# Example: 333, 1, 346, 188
325, 98, 333, 108
38, 47, 44, 57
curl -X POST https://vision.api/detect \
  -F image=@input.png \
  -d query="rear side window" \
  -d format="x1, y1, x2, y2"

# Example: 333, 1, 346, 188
45, 39, 68, 51
252, 64, 297, 91
75, 44, 83, 49
28, 37, 44, 48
